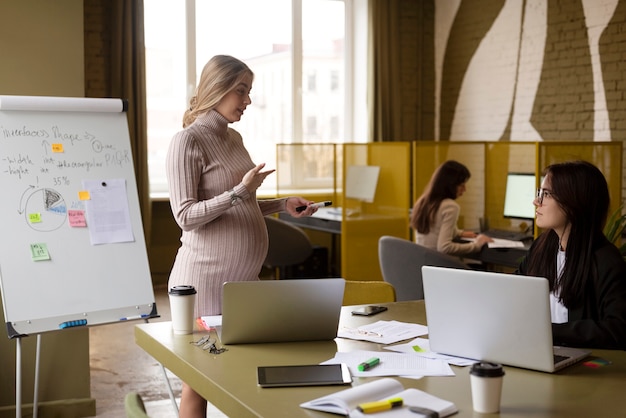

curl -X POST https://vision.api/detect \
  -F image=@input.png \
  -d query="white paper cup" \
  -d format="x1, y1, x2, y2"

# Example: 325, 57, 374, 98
470, 362, 505, 413
168, 285, 197, 335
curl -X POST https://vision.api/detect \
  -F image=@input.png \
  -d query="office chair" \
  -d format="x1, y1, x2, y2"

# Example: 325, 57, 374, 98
342, 280, 396, 305
124, 392, 150, 418
378, 235, 469, 301
264, 216, 314, 279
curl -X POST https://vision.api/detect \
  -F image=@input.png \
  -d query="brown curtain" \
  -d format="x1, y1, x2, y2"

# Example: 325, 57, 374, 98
368, 0, 401, 142
109, 0, 151, 245
368, 0, 435, 142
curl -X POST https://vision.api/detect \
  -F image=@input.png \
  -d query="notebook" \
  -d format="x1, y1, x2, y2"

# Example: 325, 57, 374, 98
421, 266, 590, 373
218, 278, 345, 345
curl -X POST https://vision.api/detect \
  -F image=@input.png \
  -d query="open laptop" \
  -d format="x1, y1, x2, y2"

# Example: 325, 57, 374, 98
218, 278, 345, 345
421, 266, 590, 373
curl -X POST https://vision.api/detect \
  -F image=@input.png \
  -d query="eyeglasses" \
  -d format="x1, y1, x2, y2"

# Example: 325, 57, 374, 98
536, 188, 555, 205
341, 326, 384, 338
190, 335, 227, 354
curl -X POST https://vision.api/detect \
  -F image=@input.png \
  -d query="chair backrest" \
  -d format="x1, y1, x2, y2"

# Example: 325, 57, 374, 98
264, 216, 314, 278
342, 280, 396, 305
378, 235, 468, 301
125, 392, 150, 418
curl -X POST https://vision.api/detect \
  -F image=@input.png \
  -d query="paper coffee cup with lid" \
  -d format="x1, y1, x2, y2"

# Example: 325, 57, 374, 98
470, 362, 505, 413
168, 285, 197, 334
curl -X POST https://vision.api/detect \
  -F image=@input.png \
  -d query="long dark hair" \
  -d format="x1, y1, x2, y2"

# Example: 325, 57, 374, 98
410, 160, 471, 234
525, 160, 610, 308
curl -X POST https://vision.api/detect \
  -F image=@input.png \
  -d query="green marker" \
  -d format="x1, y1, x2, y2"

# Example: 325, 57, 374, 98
358, 357, 380, 371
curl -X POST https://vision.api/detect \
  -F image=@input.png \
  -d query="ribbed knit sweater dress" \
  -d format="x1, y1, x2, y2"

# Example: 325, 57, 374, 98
166, 110, 286, 317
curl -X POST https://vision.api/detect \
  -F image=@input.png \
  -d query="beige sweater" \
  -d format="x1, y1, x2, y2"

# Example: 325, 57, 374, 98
166, 110, 285, 316
414, 198, 482, 256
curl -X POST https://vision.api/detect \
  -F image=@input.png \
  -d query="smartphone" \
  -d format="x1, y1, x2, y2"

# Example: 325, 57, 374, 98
257, 363, 352, 387
351, 305, 388, 316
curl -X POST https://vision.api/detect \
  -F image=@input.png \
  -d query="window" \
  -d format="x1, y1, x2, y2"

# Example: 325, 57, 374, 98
330, 70, 340, 91
306, 116, 318, 137
307, 72, 317, 92
145, 0, 368, 197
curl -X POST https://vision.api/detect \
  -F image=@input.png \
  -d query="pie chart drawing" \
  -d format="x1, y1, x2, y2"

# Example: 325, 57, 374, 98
25, 188, 67, 232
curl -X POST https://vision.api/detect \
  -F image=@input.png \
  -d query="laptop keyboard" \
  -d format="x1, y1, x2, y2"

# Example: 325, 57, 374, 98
554, 354, 569, 364
484, 229, 532, 241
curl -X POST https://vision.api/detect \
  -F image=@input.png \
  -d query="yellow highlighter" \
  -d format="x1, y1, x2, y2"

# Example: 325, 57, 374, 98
356, 397, 403, 414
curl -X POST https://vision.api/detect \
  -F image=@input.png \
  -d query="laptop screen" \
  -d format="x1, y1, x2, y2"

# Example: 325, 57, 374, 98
421, 266, 559, 372
220, 278, 345, 344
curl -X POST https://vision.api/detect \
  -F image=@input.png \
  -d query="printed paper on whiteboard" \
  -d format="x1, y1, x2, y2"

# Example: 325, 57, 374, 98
82, 178, 134, 245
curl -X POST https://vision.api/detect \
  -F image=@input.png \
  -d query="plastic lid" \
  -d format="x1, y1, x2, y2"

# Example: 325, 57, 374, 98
168, 285, 197, 296
470, 362, 505, 377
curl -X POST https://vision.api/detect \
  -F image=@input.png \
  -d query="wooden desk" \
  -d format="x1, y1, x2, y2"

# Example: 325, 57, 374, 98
279, 209, 409, 279
477, 244, 530, 269
280, 210, 530, 271
279, 210, 341, 235
135, 301, 626, 417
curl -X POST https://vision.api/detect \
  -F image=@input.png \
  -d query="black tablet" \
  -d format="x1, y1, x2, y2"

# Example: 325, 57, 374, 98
257, 363, 352, 388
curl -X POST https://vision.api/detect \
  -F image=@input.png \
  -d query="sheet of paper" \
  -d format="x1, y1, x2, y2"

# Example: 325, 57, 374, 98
463, 237, 525, 248
384, 338, 477, 366
321, 350, 454, 377
200, 315, 222, 328
338, 320, 428, 344
488, 238, 525, 248
82, 179, 134, 245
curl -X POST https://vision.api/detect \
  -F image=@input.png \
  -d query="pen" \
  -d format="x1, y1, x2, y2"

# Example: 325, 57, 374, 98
358, 357, 380, 371
295, 200, 332, 212
357, 397, 403, 414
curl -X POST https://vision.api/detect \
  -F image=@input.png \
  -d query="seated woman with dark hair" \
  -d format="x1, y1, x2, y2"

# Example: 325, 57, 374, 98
516, 160, 626, 350
410, 160, 492, 256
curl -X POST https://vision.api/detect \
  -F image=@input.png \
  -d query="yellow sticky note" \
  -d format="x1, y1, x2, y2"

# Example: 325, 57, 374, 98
52, 143, 64, 153
28, 213, 42, 223
78, 190, 90, 200
30, 243, 51, 261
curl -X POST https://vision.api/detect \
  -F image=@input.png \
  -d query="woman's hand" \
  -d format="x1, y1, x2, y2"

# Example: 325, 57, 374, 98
285, 197, 316, 217
475, 234, 494, 247
460, 230, 477, 238
242, 163, 275, 192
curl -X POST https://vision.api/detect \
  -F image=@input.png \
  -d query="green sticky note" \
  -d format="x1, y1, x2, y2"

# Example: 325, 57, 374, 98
30, 243, 51, 261
28, 213, 42, 223
412, 345, 425, 352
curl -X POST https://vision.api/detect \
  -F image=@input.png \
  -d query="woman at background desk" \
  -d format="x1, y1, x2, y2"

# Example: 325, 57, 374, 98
410, 160, 491, 257
516, 160, 626, 350
166, 55, 316, 417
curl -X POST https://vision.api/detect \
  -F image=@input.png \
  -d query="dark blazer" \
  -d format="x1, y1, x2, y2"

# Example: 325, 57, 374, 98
517, 240, 626, 350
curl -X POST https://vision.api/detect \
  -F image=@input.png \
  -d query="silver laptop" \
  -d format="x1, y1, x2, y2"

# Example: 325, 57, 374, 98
219, 278, 345, 345
421, 266, 590, 373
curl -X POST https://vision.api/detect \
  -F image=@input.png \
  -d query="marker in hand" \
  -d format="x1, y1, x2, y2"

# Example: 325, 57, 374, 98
295, 201, 332, 213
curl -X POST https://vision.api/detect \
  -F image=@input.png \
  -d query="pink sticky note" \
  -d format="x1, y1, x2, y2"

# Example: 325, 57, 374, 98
68, 209, 87, 227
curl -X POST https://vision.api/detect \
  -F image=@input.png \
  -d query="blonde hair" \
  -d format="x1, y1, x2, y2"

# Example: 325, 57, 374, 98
182, 55, 254, 128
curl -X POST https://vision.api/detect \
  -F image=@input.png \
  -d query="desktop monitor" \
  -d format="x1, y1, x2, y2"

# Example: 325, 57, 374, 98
345, 165, 380, 203
503, 173, 536, 220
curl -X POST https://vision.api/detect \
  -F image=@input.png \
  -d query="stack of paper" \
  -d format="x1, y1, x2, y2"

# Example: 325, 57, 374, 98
338, 320, 428, 344
300, 377, 457, 417
321, 350, 454, 378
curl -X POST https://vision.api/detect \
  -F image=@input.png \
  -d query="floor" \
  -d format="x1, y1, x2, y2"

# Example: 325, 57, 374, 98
89, 285, 227, 418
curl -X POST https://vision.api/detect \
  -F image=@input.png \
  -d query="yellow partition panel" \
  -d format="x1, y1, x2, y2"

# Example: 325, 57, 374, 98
484, 142, 538, 234
538, 142, 623, 217
342, 143, 411, 281
275, 141, 622, 280
412, 142, 486, 232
